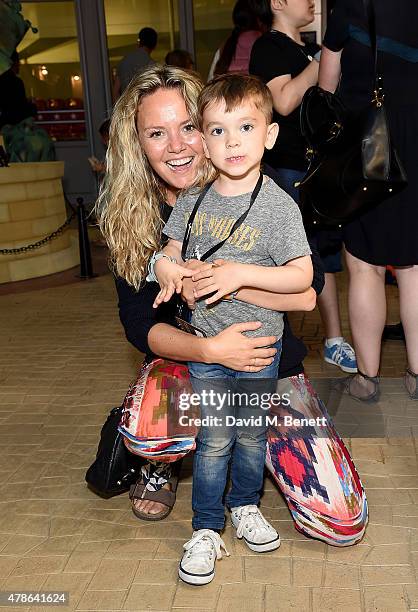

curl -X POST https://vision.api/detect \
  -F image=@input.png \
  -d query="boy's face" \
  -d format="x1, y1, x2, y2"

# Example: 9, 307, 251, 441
201, 99, 278, 180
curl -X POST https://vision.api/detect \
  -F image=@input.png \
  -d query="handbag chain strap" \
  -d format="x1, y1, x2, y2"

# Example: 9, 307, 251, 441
362, 0, 384, 106
301, 0, 383, 151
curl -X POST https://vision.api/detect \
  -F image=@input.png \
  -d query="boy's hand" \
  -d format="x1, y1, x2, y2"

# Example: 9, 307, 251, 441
153, 258, 194, 308
192, 259, 244, 305
181, 259, 213, 310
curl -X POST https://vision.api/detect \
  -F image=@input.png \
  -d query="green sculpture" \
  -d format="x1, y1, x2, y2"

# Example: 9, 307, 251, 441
0, 1, 37, 76
2, 118, 55, 162
0, 1, 55, 162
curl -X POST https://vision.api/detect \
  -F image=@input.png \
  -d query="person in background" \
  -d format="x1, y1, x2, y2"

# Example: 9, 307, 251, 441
249, 0, 357, 375
0, 50, 36, 130
88, 118, 110, 175
165, 49, 194, 71
207, 0, 263, 81
112, 27, 158, 100
319, 0, 418, 401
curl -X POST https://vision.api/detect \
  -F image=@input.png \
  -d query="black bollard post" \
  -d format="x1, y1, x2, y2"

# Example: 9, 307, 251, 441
0, 145, 10, 167
76, 197, 96, 279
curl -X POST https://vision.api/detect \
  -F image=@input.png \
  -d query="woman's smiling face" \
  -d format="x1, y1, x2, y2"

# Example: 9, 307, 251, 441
136, 88, 204, 197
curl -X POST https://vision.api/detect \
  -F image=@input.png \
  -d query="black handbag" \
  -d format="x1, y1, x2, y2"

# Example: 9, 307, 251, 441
298, 0, 407, 226
85, 406, 143, 498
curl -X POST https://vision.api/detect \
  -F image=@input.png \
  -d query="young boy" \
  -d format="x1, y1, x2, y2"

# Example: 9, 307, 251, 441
149, 74, 312, 585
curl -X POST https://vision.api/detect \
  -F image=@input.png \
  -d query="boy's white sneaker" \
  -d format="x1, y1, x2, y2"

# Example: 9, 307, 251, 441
231, 505, 280, 553
178, 529, 230, 585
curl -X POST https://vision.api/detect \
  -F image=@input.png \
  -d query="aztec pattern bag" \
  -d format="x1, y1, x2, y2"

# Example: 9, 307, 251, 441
118, 358, 198, 462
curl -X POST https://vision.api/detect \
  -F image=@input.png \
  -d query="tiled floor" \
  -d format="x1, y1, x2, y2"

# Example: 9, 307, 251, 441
0, 264, 417, 611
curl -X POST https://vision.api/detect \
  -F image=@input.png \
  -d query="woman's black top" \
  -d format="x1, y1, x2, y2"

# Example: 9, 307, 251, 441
115, 168, 324, 379
249, 31, 320, 171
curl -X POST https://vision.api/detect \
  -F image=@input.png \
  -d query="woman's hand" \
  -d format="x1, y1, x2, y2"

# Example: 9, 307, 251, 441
181, 259, 213, 310
192, 259, 244, 304
205, 321, 278, 372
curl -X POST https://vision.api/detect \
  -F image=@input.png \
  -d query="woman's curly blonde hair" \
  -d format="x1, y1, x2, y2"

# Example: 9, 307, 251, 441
96, 65, 214, 290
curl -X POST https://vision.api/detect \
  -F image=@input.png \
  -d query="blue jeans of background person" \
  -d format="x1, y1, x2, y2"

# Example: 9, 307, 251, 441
274, 167, 304, 204
188, 339, 282, 531
274, 167, 343, 274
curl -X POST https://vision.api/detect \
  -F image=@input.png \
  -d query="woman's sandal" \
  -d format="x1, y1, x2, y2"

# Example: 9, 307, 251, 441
129, 462, 180, 522
405, 368, 418, 400
337, 370, 380, 403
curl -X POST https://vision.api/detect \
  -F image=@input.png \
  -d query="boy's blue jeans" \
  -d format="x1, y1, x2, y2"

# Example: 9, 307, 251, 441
188, 339, 282, 531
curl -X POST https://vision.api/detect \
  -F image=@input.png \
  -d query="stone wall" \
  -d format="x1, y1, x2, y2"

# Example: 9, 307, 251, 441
0, 162, 79, 283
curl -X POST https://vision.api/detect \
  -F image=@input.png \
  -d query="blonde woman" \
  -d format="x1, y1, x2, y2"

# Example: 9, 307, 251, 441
97, 65, 281, 520
96, 65, 367, 550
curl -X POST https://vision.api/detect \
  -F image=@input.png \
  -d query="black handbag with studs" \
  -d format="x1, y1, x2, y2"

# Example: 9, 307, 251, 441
298, 0, 407, 227
85, 406, 143, 498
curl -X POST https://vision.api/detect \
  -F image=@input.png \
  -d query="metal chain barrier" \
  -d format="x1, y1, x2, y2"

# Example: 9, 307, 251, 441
0, 211, 76, 255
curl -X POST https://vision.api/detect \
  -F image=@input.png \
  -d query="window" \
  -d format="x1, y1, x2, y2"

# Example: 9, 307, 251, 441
104, 0, 180, 93
18, 1, 86, 140
193, 0, 235, 80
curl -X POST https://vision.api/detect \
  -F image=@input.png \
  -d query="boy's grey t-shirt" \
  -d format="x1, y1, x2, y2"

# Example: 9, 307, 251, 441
163, 177, 311, 339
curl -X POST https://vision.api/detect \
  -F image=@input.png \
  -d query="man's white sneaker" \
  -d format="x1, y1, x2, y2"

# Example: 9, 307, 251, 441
231, 505, 280, 553
178, 529, 230, 585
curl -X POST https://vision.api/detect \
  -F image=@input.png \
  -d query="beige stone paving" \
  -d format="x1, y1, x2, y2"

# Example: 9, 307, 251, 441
0, 270, 417, 611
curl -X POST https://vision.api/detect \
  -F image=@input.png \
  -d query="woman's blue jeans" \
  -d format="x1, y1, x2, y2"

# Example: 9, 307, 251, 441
188, 340, 282, 531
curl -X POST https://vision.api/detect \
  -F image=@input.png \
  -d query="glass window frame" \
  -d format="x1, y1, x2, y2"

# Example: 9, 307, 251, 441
19, 0, 89, 144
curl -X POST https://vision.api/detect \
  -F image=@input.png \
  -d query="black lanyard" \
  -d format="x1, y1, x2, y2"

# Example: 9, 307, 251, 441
181, 173, 263, 262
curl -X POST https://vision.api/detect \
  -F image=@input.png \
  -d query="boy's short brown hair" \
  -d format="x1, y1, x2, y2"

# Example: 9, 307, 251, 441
198, 73, 274, 127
